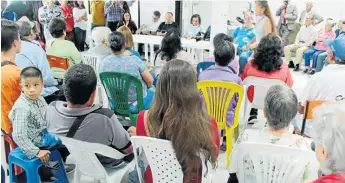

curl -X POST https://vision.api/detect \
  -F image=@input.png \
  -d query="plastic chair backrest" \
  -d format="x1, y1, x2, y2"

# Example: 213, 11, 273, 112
100, 72, 145, 115
235, 142, 315, 183
59, 136, 126, 180
242, 76, 287, 109
81, 52, 102, 82
304, 100, 325, 120
130, 136, 212, 183
197, 80, 244, 130
47, 55, 69, 70
197, 62, 215, 74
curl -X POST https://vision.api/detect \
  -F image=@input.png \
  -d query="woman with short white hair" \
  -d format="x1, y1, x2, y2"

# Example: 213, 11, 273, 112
311, 102, 345, 183
88, 26, 112, 57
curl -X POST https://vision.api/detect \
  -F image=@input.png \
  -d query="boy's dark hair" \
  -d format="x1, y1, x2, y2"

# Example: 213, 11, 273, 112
1, 19, 19, 52
63, 64, 97, 105
108, 31, 126, 52
214, 40, 235, 67
20, 67, 43, 81
153, 11, 161, 18
49, 18, 66, 38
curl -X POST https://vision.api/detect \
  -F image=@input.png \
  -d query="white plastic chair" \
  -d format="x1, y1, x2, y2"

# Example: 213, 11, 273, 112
94, 84, 110, 109
130, 136, 213, 183
81, 52, 103, 83
242, 77, 287, 128
59, 136, 133, 183
233, 142, 317, 183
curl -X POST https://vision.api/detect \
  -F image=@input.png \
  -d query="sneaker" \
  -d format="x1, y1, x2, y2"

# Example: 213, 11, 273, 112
309, 70, 316, 75
293, 64, 300, 71
303, 69, 309, 73
248, 115, 258, 125
220, 143, 226, 151
288, 61, 295, 68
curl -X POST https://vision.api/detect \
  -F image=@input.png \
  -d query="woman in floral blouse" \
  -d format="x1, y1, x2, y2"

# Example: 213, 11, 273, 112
38, 0, 63, 43
228, 85, 309, 183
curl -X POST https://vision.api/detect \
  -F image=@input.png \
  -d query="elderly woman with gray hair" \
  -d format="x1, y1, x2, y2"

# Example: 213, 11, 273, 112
87, 26, 112, 57
311, 103, 345, 183
228, 85, 309, 183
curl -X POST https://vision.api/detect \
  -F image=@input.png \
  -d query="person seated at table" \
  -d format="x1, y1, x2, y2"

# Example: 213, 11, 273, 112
241, 34, 293, 124
184, 14, 204, 39
156, 12, 178, 36
315, 19, 345, 72
128, 59, 220, 183
292, 36, 345, 138
199, 35, 242, 128
203, 33, 239, 74
116, 11, 137, 34
284, 14, 318, 72
100, 31, 154, 111
88, 26, 112, 57
311, 103, 345, 183
228, 85, 309, 183
117, 25, 141, 58
136, 10, 161, 35
232, 11, 255, 74
303, 18, 336, 75
46, 17, 82, 79
154, 28, 189, 68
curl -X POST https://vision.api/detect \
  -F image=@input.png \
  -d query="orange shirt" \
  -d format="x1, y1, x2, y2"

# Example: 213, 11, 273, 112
1, 61, 21, 134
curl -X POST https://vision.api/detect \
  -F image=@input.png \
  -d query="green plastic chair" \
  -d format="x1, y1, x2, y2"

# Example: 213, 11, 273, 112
100, 72, 145, 126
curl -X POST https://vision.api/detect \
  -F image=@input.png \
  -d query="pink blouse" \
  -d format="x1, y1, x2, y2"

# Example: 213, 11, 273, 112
315, 29, 336, 50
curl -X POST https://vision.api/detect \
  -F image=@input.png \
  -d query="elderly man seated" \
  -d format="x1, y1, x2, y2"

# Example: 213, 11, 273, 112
292, 36, 345, 137
228, 85, 309, 182
88, 26, 112, 57
284, 14, 318, 71
15, 17, 61, 104
311, 103, 345, 183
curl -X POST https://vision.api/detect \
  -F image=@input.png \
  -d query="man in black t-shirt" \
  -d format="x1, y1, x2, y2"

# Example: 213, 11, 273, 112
157, 12, 178, 36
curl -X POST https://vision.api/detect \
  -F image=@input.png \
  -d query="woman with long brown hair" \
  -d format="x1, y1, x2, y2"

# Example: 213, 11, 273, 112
246, 0, 276, 50
132, 59, 220, 183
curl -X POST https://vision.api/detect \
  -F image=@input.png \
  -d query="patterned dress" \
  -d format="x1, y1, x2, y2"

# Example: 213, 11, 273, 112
38, 5, 63, 42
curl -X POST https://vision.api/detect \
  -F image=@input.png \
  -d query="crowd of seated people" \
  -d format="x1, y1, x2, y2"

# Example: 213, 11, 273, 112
2, 1, 345, 182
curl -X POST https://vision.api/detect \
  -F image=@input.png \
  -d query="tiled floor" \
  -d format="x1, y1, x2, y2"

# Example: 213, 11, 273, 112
1, 69, 311, 183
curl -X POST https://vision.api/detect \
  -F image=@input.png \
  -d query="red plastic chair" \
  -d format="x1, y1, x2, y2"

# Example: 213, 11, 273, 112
2, 131, 23, 175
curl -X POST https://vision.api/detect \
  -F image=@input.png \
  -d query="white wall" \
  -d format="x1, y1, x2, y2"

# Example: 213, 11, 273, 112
139, 0, 175, 26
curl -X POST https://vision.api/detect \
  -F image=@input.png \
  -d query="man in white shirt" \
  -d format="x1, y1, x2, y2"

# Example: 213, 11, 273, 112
136, 10, 161, 35
292, 36, 345, 137
284, 14, 317, 71
299, 1, 324, 26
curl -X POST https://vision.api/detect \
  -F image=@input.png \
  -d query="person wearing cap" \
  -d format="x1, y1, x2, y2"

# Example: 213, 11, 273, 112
284, 14, 317, 71
315, 19, 345, 72
292, 36, 345, 137
15, 19, 60, 104
88, 26, 112, 57
303, 18, 336, 75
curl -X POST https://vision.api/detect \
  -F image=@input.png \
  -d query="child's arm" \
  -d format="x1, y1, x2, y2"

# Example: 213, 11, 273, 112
11, 108, 40, 159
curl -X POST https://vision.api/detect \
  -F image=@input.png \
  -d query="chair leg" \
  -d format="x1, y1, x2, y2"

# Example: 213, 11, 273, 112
8, 162, 17, 183
226, 129, 233, 168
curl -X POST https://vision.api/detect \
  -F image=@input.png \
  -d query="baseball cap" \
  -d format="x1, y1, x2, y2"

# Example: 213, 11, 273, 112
16, 16, 34, 28
325, 36, 345, 61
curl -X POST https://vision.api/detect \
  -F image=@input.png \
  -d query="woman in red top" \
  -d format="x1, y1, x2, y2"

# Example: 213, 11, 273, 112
60, 0, 74, 42
241, 33, 293, 124
133, 59, 220, 183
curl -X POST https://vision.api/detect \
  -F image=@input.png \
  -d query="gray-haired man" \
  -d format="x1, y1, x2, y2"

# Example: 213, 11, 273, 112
299, 1, 324, 26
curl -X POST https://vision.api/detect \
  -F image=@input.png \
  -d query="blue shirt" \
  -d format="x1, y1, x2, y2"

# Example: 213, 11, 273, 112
15, 40, 59, 97
184, 24, 205, 37
129, 49, 141, 59
99, 54, 147, 102
104, 2, 123, 22
232, 26, 255, 48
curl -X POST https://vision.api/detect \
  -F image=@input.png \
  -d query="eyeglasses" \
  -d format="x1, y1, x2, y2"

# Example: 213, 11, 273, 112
335, 95, 345, 101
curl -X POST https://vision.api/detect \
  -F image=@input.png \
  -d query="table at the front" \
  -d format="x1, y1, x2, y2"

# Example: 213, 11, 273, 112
133, 35, 214, 65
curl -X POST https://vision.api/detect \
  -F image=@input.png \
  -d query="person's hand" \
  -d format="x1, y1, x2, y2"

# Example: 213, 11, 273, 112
249, 44, 256, 50
242, 45, 249, 51
156, 32, 162, 36
284, 14, 288, 19
127, 126, 136, 136
37, 150, 51, 162
68, 14, 73, 18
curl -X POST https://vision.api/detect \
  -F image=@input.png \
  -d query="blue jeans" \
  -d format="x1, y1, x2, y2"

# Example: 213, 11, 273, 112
315, 52, 328, 72
304, 48, 325, 69
238, 49, 253, 74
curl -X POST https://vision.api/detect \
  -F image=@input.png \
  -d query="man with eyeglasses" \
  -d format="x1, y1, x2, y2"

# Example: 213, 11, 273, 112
292, 36, 345, 137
